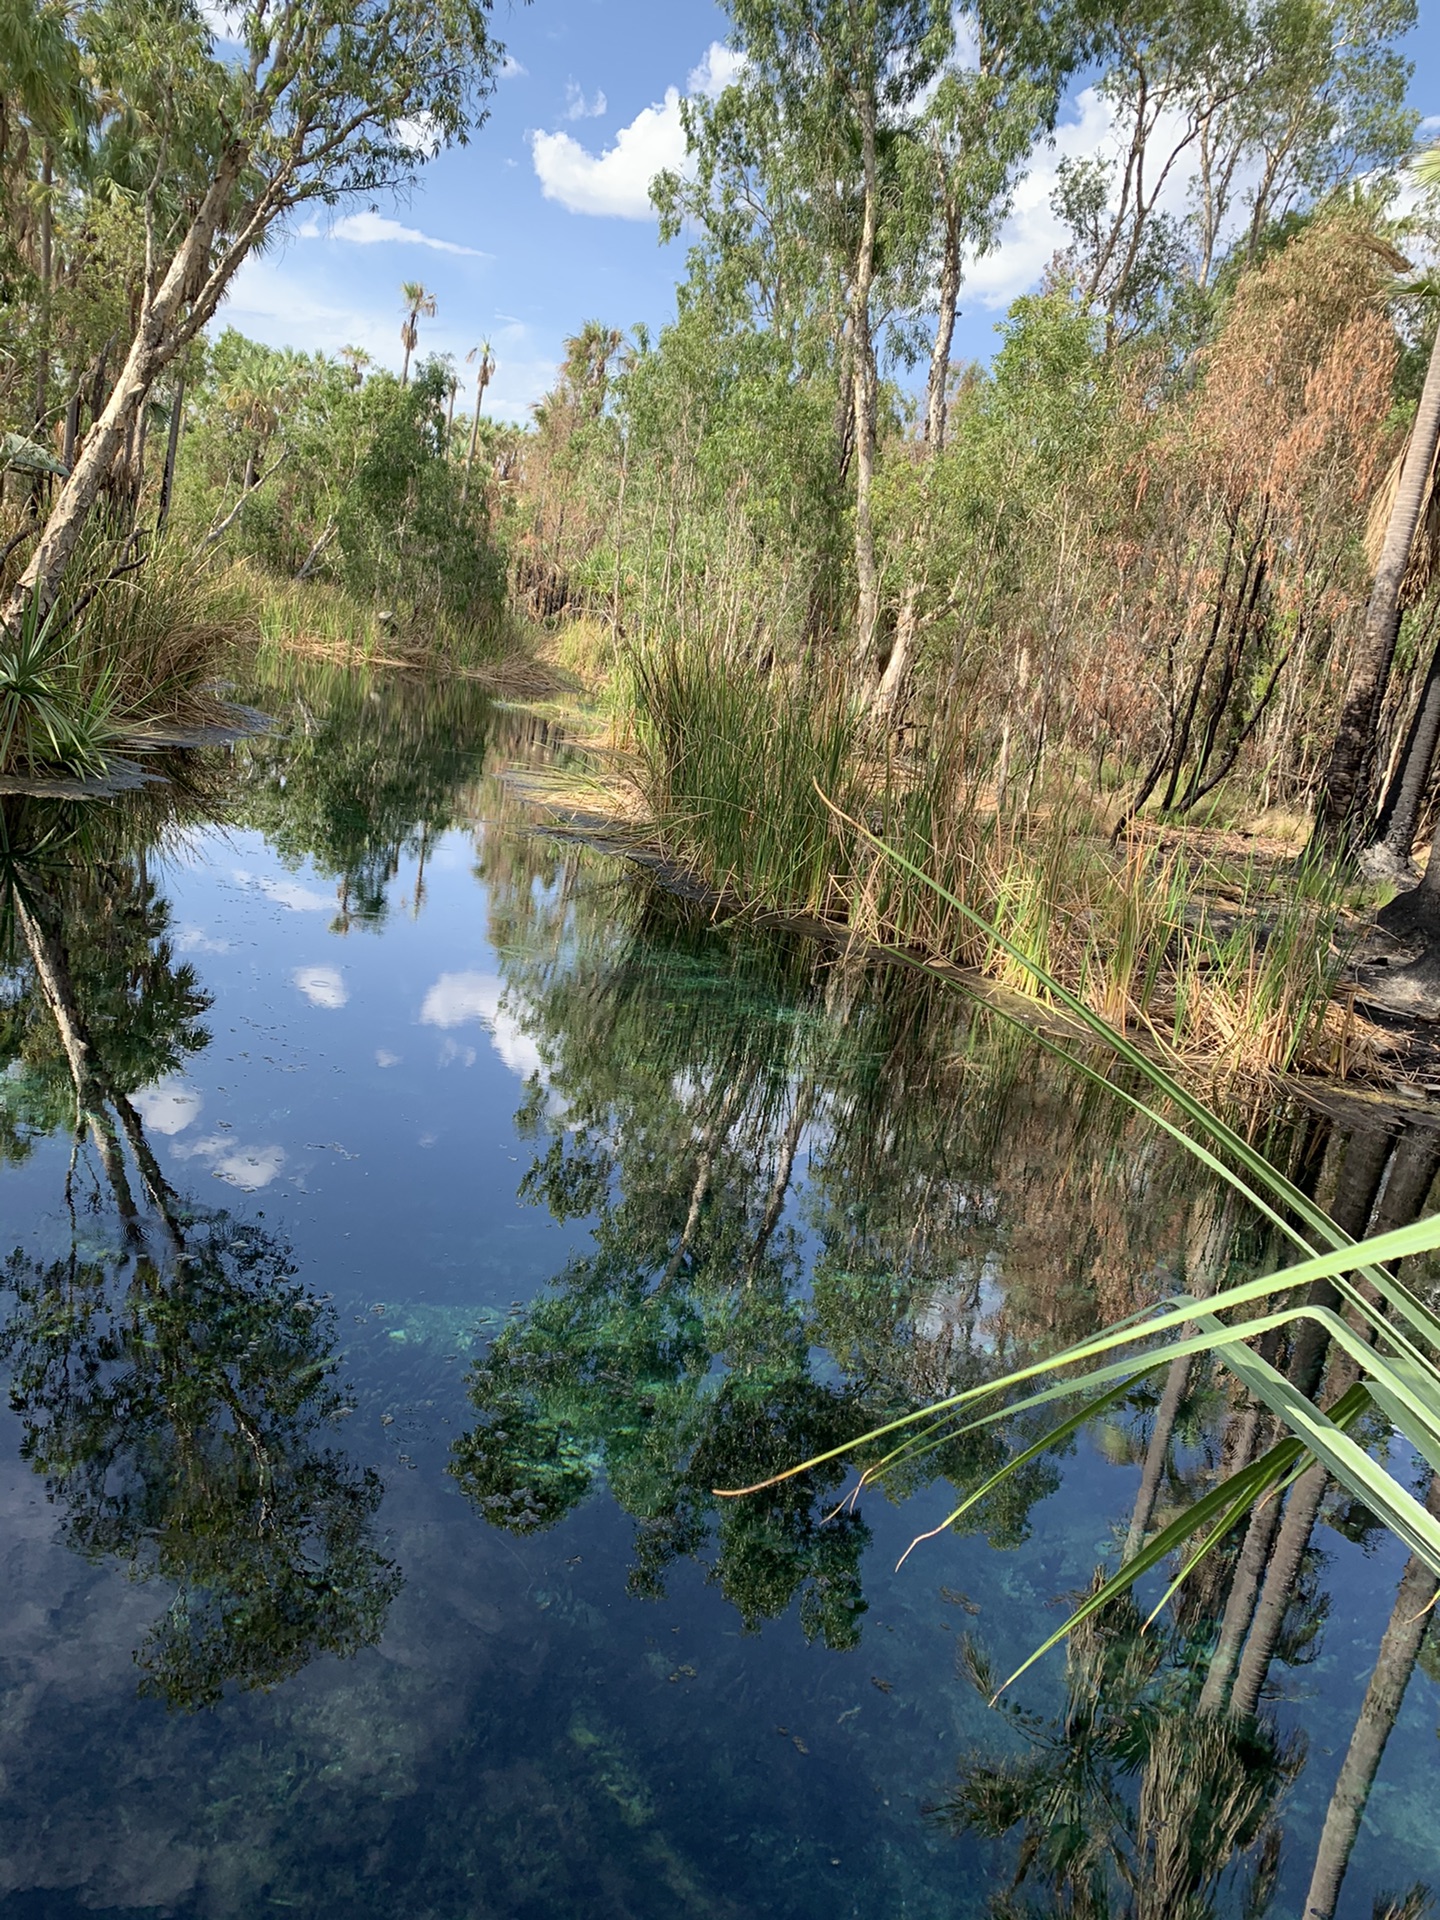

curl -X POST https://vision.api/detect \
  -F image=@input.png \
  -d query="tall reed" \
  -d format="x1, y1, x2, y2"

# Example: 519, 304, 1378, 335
623, 629, 1359, 1083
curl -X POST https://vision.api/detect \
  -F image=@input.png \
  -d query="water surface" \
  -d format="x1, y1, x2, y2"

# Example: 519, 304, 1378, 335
0, 658, 1436, 1918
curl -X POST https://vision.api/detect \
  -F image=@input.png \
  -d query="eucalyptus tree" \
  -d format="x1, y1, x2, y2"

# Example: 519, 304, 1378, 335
1303, 1474, 1440, 1920
874, 0, 1088, 716
1, 0, 511, 635
658, 0, 952, 674
1052, 0, 1417, 344
2, 1217, 401, 1709
910, 3, 1088, 453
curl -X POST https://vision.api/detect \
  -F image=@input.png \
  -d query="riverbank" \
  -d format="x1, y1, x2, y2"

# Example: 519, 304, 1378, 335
491, 621, 1431, 1095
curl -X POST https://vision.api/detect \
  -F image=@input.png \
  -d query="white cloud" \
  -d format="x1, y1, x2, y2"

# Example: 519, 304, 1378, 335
532, 93, 687, 218
530, 41, 740, 220
491, 1021, 545, 1081
375, 1049, 401, 1068
233, 867, 334, 913
501, 54, 528, 79
176, 1135, 287, 1192
393, 114, 441, 158
131, 1080, 203, 1137
961, 88, 1113, 310
564, 82, 608, 121
420, 971, 506, 1030
419, 971, 545, 1080
297, 209, 487, 257
197, 0, 238, 40
964, 85, 1209, 312
687, 42, 744, 97
293, 965, 348, 1010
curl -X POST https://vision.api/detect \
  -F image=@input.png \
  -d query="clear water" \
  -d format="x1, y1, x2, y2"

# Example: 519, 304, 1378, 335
0, 657, 1436, 1918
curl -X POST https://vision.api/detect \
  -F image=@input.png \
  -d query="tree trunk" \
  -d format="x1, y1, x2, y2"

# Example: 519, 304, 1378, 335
1313, 324, 1440, 850
1, 146, 247, 632
925, 205, 961, 452
850, 83, 881, 673
872, 580, 919, 720
13, 891, 142, 1239
33, 145, 53, 434
295, 519, 337, 579
1229, 1124, 1425, 1723
1302, 1476, 1440, 1920
1125, 1194, 1233, 1561
460, 365, 490, 505
1368, 618, 1440, 878
871, 210, 963, 725
1202, 1124, 1390, 1711
156, 374, 185, 535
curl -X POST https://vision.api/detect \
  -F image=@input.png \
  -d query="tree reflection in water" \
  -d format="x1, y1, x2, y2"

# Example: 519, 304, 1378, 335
0, 788, 400, 1710
453, 804, 1440, 1920
0, 659, 1436, 1913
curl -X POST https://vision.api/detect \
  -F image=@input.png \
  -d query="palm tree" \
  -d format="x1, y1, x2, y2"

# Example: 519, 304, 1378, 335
439, 354, 459, 443
339, 345, 371, 389
398, 282, 436, 386
461, 339, 494, 503
561, 320, 623, 417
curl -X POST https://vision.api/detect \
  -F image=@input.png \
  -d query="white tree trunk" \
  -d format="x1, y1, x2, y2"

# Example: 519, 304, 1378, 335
3, 148, 247, 630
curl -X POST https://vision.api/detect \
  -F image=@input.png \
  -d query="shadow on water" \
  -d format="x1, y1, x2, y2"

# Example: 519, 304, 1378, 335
0, 657, 1436, 1917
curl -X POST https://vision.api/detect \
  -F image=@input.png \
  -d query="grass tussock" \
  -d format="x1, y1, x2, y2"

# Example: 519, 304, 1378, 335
626, 632, 1370, 1085
0, 534, 252, 776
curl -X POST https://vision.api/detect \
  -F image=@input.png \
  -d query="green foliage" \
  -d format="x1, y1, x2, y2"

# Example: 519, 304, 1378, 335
231, 651, 498, 928
940, 1587, 1300, 1917
175, 337, 506, 650
0, 783, 400, 1706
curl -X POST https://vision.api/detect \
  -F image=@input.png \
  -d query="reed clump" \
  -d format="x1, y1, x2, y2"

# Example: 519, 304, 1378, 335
624, 631, 1365, 1084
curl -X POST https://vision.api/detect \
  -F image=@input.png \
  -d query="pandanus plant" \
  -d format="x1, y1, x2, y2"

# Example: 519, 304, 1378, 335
719, 807, 1440, 1695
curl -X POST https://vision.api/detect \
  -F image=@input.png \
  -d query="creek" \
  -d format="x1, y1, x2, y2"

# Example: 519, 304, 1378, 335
0, 655, 1435, 1919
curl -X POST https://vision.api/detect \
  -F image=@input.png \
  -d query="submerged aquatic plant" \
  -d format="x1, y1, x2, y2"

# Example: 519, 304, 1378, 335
718, 808, 1440, 1692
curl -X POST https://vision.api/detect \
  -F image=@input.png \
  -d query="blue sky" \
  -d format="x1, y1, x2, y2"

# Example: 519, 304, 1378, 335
220, 0, 1440, 422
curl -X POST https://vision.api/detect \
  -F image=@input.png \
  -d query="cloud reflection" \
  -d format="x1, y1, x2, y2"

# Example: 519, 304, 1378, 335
293, 966, 348, 1010
419, 971, 545, 1080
